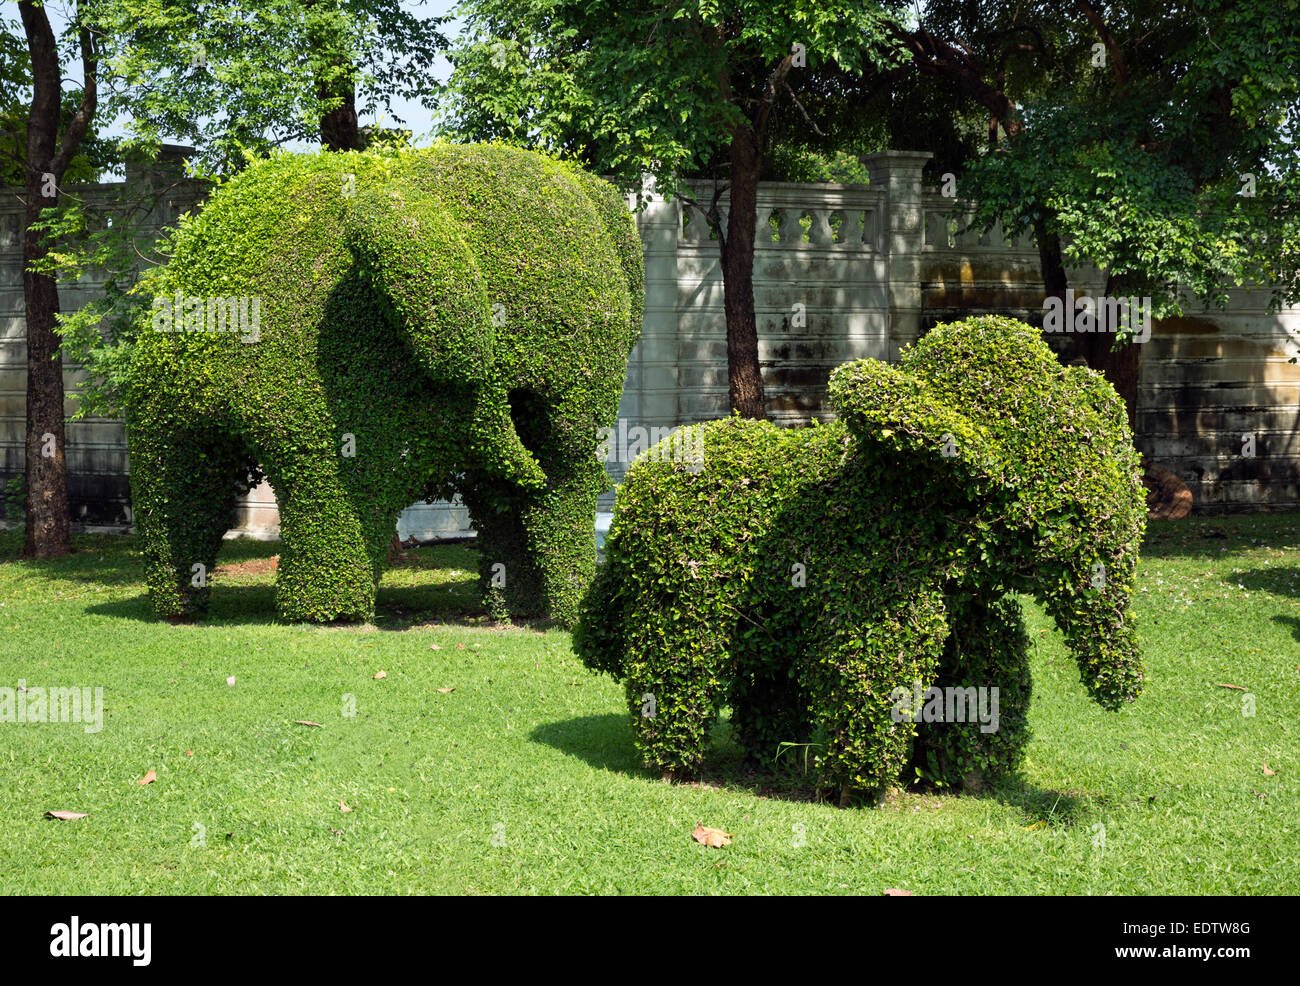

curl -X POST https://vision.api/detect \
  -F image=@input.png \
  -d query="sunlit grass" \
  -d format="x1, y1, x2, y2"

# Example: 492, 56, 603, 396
0, 515, 1296, 894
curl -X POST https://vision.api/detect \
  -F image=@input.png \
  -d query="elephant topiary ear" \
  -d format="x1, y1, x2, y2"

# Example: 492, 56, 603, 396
827, 359, 1012, 496
343, 183, 497, 385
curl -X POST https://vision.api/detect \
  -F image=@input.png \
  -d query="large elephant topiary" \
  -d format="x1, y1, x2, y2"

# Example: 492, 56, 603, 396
574, 316, 1146, 801
126, 144, 643, 625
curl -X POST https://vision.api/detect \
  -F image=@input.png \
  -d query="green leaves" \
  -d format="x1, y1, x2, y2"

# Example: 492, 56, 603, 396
128, 144, 639, 627
948, 0, 1300, 314
442, 0, 907, 199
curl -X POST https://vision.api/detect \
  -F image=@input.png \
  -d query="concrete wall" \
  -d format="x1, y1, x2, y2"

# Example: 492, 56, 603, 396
3, 149, 1298, 537
0, 157, 207, 532
916, 191, 1300, 511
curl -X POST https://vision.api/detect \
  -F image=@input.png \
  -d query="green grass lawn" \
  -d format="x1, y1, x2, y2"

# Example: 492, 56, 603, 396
1, 515, 1297, 895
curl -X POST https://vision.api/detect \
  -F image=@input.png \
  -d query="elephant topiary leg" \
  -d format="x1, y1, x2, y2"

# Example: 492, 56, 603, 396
910, 594, 1032, 791
129, 426, 252, 620
461, 482, 543, 621
520, 459, 600, 626
620, 611, 732, 780
267, 457, 378, 623
800, 592, 949, 800
463, 457, 600, 626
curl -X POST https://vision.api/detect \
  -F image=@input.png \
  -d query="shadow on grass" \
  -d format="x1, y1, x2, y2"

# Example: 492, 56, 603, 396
981, 777, 1094, 828
6, 531, 497, 618
0, 532, 147, 584
70, 537, 538, 630
531, 711, 1103, 819
85, 585, 282, 625
1141, 515, 1300, 560
1227, 565, 1300, 598
1273, 615, 1300, 642
530, 713, 648, 779
83, 582, 510, 630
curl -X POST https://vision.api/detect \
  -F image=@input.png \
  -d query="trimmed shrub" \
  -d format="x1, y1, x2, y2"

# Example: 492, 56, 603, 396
575, 315, 1146, 798
127, 144, 642, 625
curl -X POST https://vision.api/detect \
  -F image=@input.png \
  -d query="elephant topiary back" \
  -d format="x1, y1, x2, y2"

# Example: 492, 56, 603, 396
127, 144, 642, 625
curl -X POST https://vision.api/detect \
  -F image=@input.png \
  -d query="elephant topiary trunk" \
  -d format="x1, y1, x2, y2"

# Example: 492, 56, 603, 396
574, 315, 1147, 799
126, 144, 643, 626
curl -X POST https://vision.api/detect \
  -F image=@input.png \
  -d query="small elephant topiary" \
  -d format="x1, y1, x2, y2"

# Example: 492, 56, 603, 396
574, 316, 1146, 800
126, 144, 643, 626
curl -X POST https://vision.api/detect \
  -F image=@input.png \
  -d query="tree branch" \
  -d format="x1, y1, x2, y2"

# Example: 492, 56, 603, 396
754, 52, 794, 145
1078, 0, 1127, 88
51, 19, 98, 178
782, 81, 825, 137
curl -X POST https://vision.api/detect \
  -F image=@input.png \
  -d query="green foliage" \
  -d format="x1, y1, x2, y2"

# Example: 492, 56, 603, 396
920, 0, 1300, 314
93, 0, 449, 177
0, 101, 112, 187
576, 316, 1147, 797
909, 595, 1032, 789
762, 145, 874, 184
2, 474, 24, 525
16, 0, 447, 420
127, 143, 642, 626
443, 0, 907, 199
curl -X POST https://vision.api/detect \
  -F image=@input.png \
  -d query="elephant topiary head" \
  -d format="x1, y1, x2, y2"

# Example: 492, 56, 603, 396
828, 315, 1147, 709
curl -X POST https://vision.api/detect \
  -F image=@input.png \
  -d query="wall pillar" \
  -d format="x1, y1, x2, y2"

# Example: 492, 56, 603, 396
602, 174, 681, 502
863, 151, 932, 359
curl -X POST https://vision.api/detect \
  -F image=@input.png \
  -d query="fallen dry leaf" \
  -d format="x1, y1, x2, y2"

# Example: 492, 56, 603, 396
45, 810, 87, 821
138, 770, 157, 786
339, 799, 353, 813
1263, 762, 1277, 776
884, 888, 914, 896
429, 644, 442, 651
372, 670, 387, 680
295, 720, 323, 727
437, 687, 455, 694
329, 828, 344, 835
1216, 683, 1246, 691
691, 824, 732, 848
185, 750, 194, 757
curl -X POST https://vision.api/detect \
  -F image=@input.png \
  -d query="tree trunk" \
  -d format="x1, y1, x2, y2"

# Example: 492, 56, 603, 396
1034, 220, 1068, 302
21, 193, 70, 558
1035, 223, 1141, 432
1075, 332, 1140, 432
319, 85, 361, 151
19, 0, 73, 558
1080, 275, 1141, 433
721, 126, 766, 419
304, 0, 363, 152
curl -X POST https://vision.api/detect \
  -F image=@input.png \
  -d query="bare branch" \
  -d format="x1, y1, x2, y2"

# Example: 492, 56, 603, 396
782, 81, 825, 138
